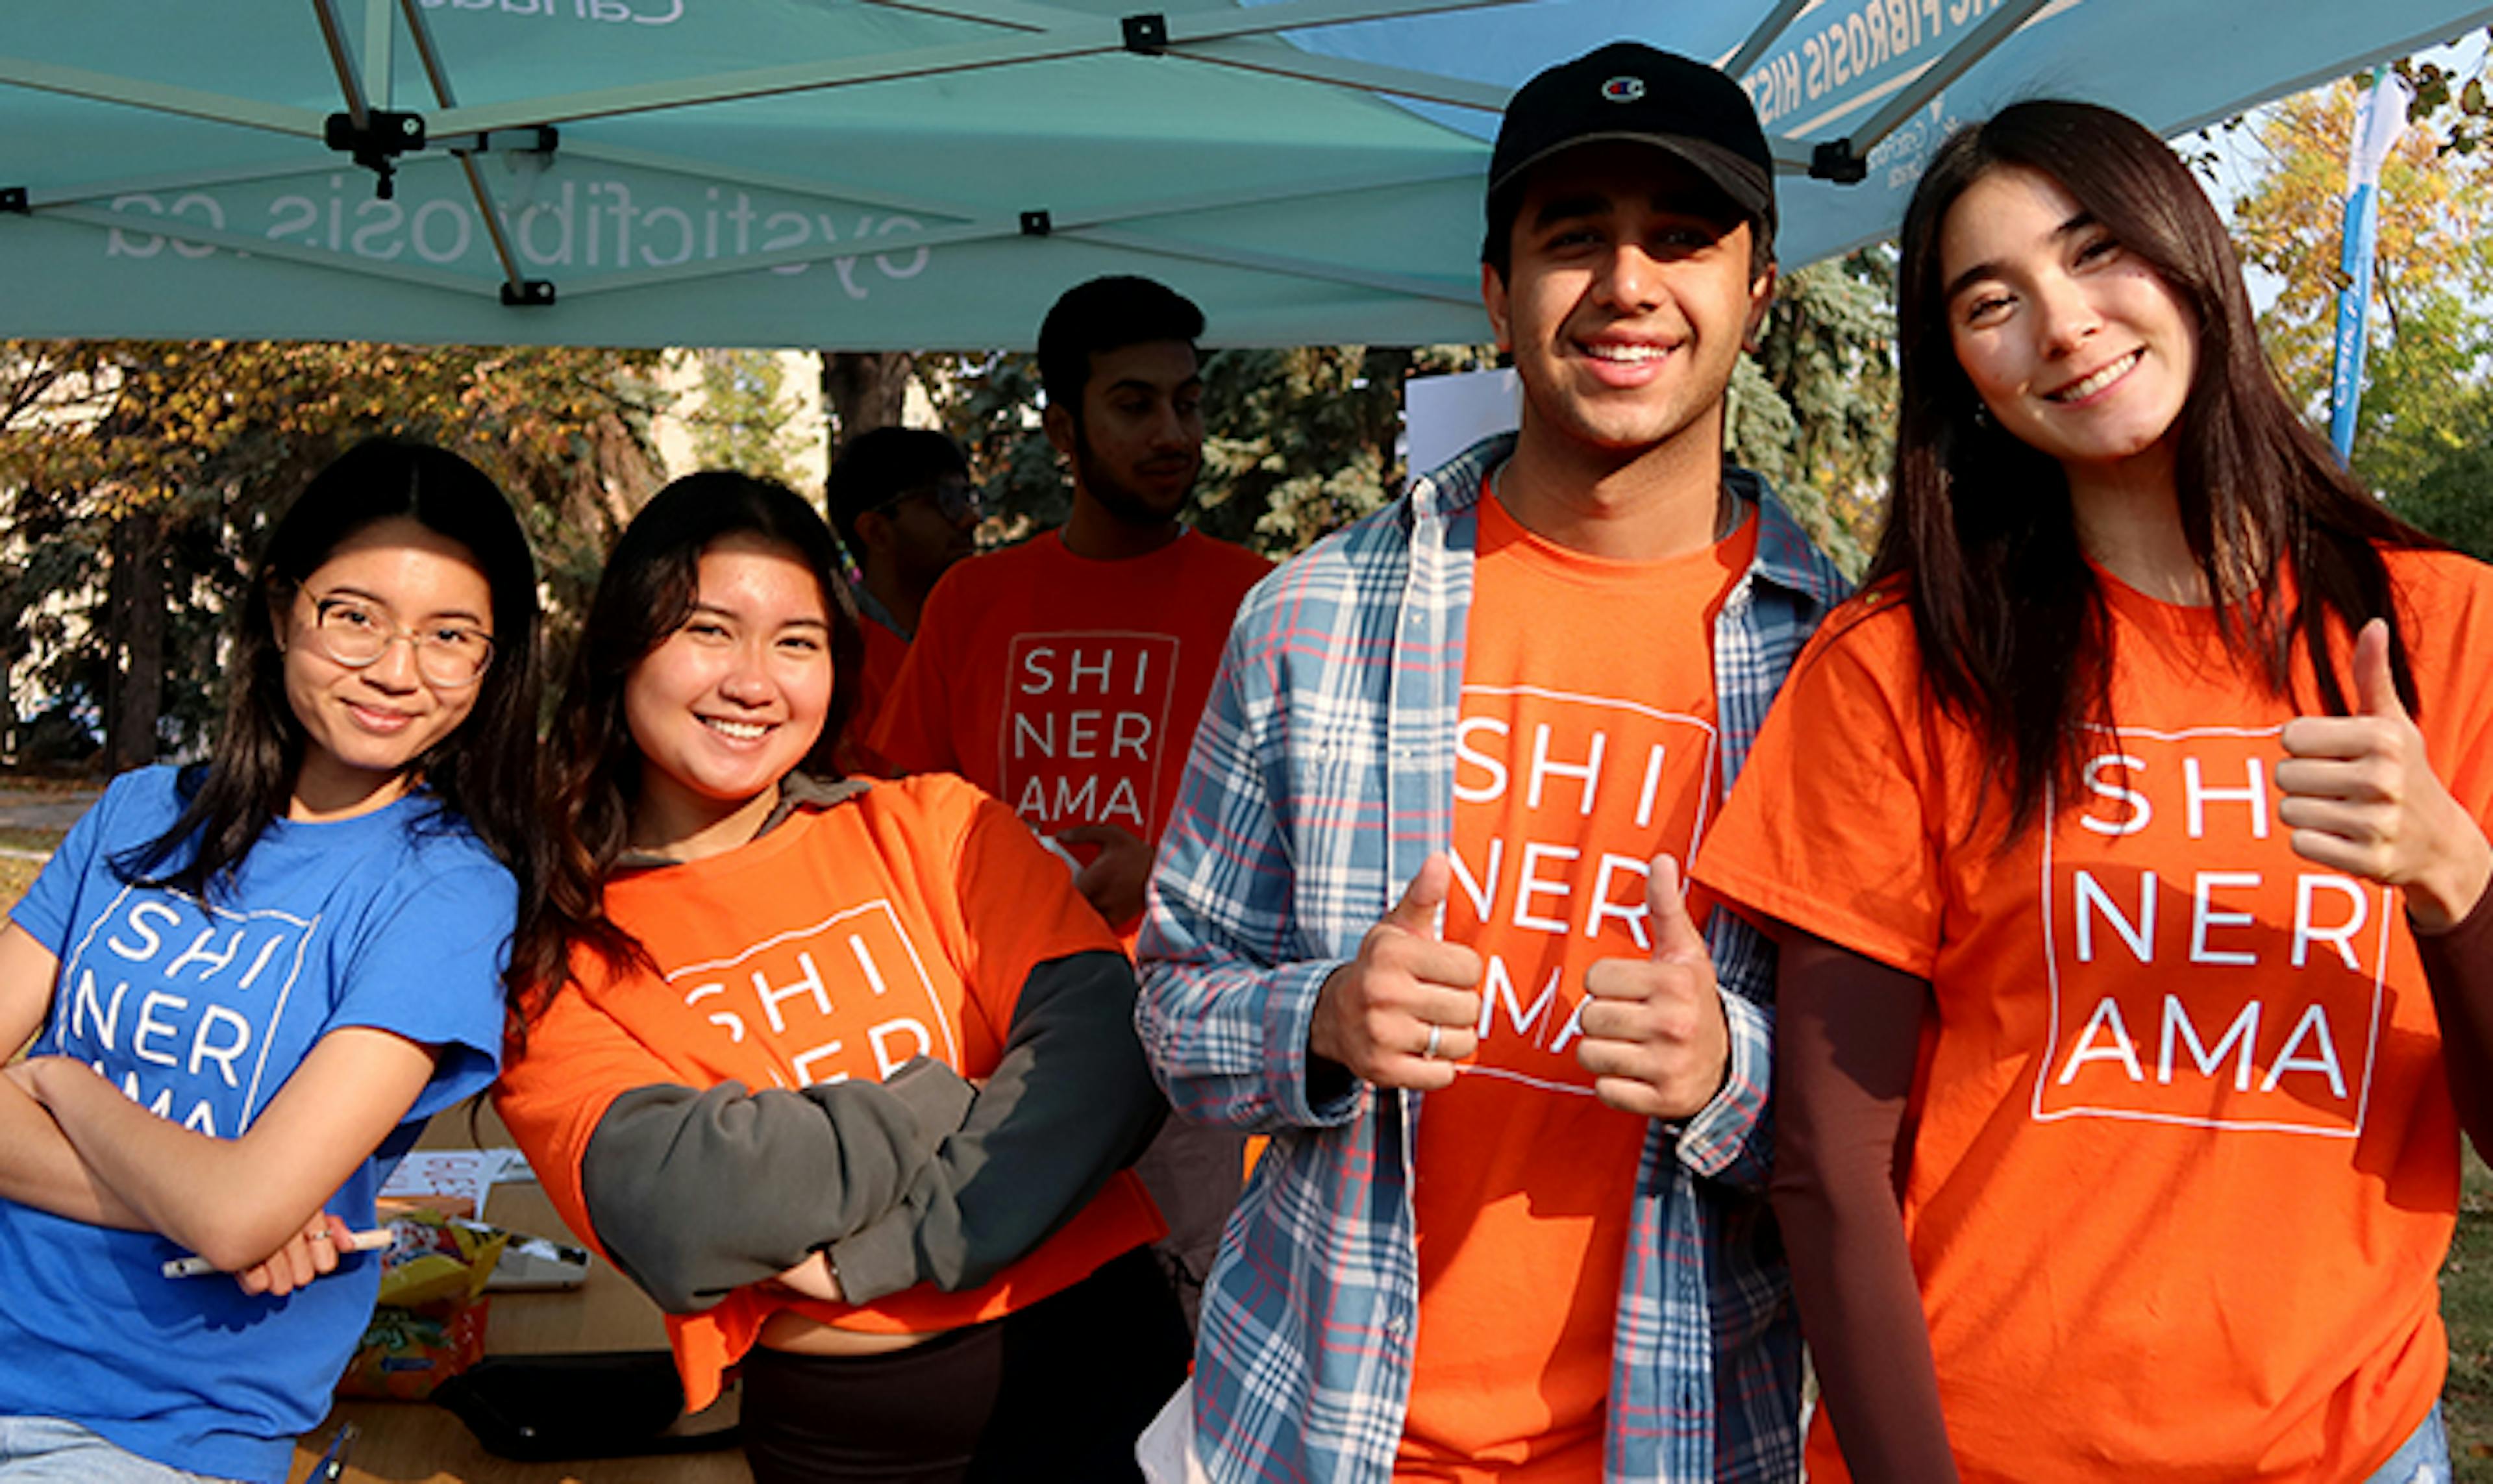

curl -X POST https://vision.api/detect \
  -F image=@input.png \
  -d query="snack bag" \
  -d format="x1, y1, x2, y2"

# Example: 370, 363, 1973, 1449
336, 1208, 508, 1400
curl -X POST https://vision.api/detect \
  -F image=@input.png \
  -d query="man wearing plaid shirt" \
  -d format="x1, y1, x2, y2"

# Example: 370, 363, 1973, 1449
1136, 42, 1848, 1484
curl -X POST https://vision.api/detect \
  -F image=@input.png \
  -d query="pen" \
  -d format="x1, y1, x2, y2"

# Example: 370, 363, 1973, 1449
308, 1420, 358, 1481
159, 1227, 393, 1279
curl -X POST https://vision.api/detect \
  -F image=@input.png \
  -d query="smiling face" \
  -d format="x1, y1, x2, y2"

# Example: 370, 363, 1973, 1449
279, 516, 494, 820
1940, 164, 2198, 496
623, 536, 834, 854
1483, 142, 1774, 465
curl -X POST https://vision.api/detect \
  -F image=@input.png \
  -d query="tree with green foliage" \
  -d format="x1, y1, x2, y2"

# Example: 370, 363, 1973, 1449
1197, 344, 1498, 556
918, 351, 1064, 538
686, 348, 808, 487
1730, 249, 1896, 576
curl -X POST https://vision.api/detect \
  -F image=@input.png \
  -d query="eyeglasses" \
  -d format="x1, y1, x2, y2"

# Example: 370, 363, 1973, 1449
304, 591, 495, 689
867, 477, 983, 527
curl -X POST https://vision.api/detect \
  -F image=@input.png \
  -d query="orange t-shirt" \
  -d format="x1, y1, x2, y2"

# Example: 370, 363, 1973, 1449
1694, 550, 2493, 1483
495, 775, 1165, 1411
1395, 491, 1756, 1482
868, 528, 1271, 873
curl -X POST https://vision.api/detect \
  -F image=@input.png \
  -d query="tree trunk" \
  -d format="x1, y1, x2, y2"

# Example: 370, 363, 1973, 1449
819, 351, 916, 459
104, 503, 165, 774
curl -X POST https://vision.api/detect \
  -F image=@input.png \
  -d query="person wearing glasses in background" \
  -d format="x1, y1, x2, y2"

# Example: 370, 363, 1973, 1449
0, 438, 539, 1483
825, 427, 984, 753
871, 275, 1271, 1328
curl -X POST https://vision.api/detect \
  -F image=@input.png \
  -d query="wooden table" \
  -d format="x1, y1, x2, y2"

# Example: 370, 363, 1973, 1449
286, 1113, 749, 1484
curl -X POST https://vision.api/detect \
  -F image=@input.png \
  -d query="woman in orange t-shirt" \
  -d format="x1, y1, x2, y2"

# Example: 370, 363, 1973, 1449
1695, 101, 2493, 1483
496, 472, 1183, 1483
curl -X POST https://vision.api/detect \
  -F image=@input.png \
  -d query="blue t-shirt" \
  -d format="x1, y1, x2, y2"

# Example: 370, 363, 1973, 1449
0, 765, 512, 1483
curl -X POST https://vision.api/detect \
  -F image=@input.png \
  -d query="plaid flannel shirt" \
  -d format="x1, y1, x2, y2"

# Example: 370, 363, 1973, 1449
1137, 432, 1851, 1484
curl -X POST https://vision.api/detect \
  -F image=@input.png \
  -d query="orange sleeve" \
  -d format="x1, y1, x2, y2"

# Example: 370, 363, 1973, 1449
492, 976, 651, 1265
1696, 599, 1955, 978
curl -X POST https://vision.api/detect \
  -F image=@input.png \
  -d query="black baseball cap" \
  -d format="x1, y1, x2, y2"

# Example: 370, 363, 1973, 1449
1485, 42, 1777, 258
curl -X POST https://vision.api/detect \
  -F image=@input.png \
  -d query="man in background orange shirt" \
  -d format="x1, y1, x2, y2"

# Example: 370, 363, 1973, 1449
873, 273, 1271, 1326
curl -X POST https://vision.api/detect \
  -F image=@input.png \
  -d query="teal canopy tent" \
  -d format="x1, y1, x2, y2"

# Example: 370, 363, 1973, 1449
5, 0, 2490, 349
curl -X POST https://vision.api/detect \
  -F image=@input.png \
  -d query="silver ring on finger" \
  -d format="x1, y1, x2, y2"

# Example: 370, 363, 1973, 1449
1423, 1022, 1444, 1060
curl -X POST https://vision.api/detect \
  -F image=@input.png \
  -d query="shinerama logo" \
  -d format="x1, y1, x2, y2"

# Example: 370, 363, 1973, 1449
1602, 75, 1646, 103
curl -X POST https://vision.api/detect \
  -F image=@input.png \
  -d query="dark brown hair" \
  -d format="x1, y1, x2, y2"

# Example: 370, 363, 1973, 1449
1036, 275, 1204, 430
1880, 99, 2432, 839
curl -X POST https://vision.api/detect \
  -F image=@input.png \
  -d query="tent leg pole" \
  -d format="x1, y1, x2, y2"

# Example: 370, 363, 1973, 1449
310, 0, 373, 128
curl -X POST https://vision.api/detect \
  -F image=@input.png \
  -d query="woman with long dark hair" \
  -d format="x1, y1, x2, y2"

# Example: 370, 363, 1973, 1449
495, 472, 1182, 1483
0, 437, 540, 1481
1696, 101, 2493, 1482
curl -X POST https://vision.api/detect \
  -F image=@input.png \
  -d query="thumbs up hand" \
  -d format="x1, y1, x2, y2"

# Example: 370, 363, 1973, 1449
2279, 618, 2491, 932
1311, 854, 1485, 1092
1577, 856, 1731, 1120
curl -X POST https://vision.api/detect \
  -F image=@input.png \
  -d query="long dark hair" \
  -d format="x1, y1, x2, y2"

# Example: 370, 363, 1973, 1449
514, 472, 860, 1014
116, 438, 541, 902
1881, 98, 2433, 840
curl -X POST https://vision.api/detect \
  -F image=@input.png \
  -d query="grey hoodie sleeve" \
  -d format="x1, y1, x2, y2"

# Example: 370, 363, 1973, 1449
825, 948, 1168, 1304
576, 1059, 977, 1313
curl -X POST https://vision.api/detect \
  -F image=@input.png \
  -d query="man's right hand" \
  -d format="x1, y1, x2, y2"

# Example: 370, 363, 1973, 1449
1057, 822, 1155, 929
1310, 855, 1484, 1092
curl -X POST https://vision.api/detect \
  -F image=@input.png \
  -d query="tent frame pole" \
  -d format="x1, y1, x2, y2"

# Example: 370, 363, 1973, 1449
360, 0, 395, 109
1724, 0, 1816, 79
427, 0, 1517, 134
0, 56, 321, 136
1766, 0, 2055, 180
310, 0, 374, 130
395, 0, 552, 304
1175, 38, 1507, 110
1844, 0, 2055, 155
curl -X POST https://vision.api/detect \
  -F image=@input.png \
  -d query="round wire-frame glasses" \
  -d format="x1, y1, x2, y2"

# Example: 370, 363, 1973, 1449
867, 475, 983, 526
305, 591, 495, 689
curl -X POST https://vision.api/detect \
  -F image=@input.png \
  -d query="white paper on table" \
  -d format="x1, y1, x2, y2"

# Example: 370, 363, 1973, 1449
380, 1147, 528, 1219
1135, 1379, 1213, 1484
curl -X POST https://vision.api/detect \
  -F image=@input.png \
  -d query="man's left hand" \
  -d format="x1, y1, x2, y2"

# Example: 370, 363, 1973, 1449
1058, 823, 1154, 928
1576, 856, 1730, 1120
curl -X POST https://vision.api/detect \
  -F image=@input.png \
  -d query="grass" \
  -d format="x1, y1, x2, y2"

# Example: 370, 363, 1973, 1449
0, 826, 57, 913
0, 824, 55, 1062
2450, 1150, 2493, 1478
0, 775, 100, 796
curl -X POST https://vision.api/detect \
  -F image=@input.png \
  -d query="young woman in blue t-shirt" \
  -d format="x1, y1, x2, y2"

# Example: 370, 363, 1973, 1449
0, 438, 541, 1483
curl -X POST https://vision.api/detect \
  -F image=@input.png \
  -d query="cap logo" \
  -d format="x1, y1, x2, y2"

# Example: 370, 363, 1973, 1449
1601, 75, 1646, 103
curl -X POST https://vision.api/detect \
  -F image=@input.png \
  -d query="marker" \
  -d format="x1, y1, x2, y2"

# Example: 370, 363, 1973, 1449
160, 1227, 392, 1279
